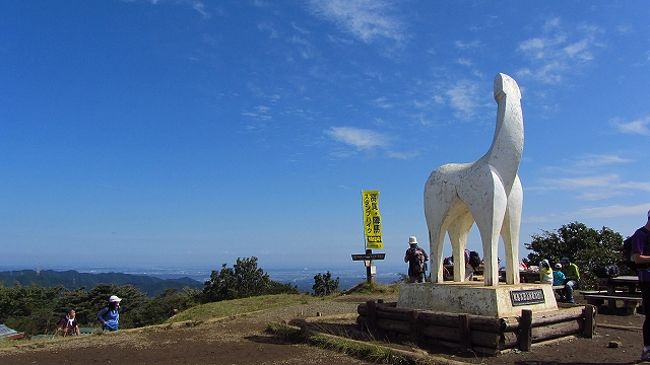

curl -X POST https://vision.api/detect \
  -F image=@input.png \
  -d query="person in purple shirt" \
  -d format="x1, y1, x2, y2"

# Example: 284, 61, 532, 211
631, 210, 650, 361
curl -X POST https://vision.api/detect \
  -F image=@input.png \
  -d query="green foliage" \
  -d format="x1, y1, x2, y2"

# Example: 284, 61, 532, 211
0, 282, 194, 335
312, 271, 339, 296
524, 221, 623, 289
201, 256, 298, 303
128, 288, 201, 327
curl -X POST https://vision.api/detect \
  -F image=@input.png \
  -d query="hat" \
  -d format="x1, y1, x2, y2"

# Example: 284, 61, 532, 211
554, 263, 562, 269
408, 236, 418, 245
540, 259, 550, 267
109, 295, 122, 303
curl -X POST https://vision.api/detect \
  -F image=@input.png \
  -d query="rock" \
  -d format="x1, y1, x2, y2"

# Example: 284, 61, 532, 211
608, 340, 622, 348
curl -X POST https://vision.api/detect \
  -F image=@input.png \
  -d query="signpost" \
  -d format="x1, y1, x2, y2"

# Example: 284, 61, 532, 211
352, 190, 386, 284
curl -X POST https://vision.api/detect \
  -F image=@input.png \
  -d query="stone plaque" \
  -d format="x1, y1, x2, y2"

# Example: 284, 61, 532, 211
510, 289, 545, 306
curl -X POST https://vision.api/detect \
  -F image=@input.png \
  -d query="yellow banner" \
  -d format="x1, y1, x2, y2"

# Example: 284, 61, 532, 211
362, 190, 383, 249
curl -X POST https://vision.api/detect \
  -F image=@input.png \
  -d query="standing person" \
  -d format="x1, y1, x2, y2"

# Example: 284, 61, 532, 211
539, 259, 553, 284
97, 295, 122, 332
560, 257, 580, 304
630, 210, 650, 361
404, 236, 428, 283
56, 309, 80, 336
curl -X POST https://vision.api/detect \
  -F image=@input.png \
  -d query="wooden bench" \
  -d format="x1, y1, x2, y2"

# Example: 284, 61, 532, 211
583, 294, 642, 315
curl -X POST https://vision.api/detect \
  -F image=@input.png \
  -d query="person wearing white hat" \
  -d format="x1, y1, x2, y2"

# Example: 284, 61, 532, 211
404, 236, 428, 283
538, 259, 553, 285
97, 295, 122, 331
630, 210, 650, 361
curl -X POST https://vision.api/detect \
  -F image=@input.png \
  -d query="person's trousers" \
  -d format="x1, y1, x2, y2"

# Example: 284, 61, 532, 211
565, 280, 578, 303
641, 281, 650, 346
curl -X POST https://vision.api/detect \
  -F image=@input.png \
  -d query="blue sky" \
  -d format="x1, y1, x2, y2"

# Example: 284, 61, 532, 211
2, 1, 650, 272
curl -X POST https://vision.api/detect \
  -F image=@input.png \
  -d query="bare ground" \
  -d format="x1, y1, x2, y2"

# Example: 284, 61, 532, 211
0, 293, 646, 365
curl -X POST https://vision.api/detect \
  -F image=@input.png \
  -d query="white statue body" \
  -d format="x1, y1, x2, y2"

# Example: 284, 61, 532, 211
424, 73, 523, 287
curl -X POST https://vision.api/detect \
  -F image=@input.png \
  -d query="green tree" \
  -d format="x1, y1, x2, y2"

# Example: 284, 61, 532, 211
201, 256, 297, 303
312, 271, 339, 296
128, 288, 201, 327
524, 221, 623, 288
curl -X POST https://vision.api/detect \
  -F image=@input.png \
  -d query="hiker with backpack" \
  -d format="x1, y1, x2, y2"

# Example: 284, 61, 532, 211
97, 295, 122, 332
630, 210, 650, 361
56, 309, 80, 337
404, 236, 428, 283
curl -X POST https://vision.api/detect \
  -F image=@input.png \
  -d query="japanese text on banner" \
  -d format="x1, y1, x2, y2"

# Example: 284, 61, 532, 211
362, 190, 383, 249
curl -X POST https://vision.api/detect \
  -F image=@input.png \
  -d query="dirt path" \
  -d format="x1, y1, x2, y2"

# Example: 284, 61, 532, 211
0, 293, 646, 365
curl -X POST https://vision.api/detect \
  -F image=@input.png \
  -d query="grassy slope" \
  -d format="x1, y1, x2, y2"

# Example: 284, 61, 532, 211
166, 293, 315, 323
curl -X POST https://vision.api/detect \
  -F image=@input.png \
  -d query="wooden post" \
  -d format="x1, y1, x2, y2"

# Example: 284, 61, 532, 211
459, 314, 471, 350
583, 304, 596, 338
518, 309, 532, 351
365, 249, 374, 284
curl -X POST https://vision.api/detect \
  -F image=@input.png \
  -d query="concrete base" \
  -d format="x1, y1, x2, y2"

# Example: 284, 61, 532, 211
397, 282, 558, 317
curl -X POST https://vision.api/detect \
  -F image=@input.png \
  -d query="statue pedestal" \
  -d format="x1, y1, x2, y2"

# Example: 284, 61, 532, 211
397, 282, 558, 317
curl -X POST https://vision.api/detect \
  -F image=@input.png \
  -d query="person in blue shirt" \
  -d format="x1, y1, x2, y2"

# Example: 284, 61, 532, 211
97, 295, 121, 331
552, 263, 567, 302
552, 263, 566, 286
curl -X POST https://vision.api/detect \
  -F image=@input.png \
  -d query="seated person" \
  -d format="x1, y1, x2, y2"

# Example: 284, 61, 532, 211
553, 263, 567, 301
561, 257, 580, 304
539, 259, 553, 284
57, 309, 80, 336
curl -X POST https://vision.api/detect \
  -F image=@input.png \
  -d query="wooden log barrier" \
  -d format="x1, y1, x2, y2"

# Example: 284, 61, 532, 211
376, 318, 411, 334
367, 300, 377, 330
531, 319, 581, 342
459, 314, 471, 350
408, 309, 420, 343
531, 306, 584, 327
421, 324, 460, 342
356, 303, 589, 354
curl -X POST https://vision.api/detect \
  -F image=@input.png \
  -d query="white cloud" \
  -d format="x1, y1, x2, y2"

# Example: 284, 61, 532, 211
446, 80, 480, 118
574, 154, 633, 168
526, 202, 650, 223
517, 18, 603, 84
613, 115, 650, 136
372, 96, 393, 109
325, 126, 389, 150
192, 1, 209, 18
386, 150, 418, 159
241, 105, 272, 121
257, 22, 279, 39
550, 174, 620, 189
454, 40, 481, 50
578, 203, 650, 219
291, 22, 310, 35
456, 58, 473, 67
308, 0, 404, 44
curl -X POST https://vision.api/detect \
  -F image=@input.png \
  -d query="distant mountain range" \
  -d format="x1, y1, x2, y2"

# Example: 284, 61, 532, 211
0, 270, 203, 297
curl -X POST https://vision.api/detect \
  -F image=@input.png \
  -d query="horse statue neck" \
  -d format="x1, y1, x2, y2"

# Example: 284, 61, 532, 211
482, 73, 523, 192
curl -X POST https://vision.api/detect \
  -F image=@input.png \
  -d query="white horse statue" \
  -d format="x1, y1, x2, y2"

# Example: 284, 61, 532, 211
424, 73, 523, 286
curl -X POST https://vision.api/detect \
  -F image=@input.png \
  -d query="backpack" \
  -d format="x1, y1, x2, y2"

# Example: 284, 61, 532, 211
409, 248, 426, 274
